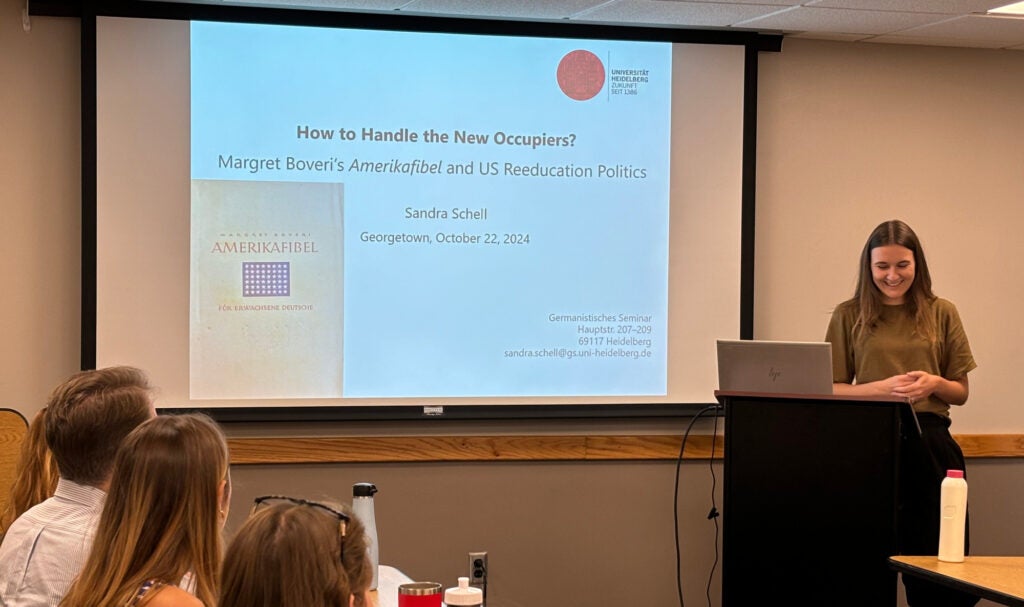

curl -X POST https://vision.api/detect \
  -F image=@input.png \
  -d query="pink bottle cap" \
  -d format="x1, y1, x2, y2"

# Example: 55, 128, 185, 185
946, 469, 964, 478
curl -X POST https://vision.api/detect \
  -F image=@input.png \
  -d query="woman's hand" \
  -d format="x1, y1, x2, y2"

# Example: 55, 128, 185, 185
891, 371, 970, 406
890, 371, 939, 403
833, 374, 914, 398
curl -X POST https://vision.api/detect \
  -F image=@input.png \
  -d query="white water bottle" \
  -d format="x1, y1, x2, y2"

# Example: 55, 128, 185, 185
352, 482, 379, 589
938, 469, 968, 562
445, 576, 484, 606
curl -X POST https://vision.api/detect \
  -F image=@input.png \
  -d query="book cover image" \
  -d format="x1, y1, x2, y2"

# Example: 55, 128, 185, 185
190, 179, 344, 399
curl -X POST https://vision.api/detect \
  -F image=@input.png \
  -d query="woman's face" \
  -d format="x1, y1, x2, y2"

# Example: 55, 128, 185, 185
870, 244, 915, 305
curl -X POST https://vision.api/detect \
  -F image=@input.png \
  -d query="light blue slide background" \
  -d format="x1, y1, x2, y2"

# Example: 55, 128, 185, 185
191, 21, 672, 398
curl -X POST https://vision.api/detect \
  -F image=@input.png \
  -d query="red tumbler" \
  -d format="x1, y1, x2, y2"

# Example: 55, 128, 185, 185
398, 582, 443, 607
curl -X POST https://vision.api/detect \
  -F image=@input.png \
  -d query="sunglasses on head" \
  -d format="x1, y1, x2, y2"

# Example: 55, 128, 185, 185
250, 495, 350, 541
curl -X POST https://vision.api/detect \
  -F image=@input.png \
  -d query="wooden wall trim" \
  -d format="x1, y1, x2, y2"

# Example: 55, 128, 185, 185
953, 434, 1024, 458
227, 433, 1012, 464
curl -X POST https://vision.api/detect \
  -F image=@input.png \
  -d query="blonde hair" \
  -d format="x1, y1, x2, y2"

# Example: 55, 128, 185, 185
219, 500, 371, 607
60, 413, 229, 607
0, 408, 59, 536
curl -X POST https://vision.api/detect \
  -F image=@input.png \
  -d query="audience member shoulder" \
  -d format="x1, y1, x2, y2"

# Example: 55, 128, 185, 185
146, 585, 204, 607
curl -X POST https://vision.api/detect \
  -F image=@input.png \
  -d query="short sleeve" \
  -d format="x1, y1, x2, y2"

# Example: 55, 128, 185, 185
937, 299, 976, 380
825, 304, 855, 384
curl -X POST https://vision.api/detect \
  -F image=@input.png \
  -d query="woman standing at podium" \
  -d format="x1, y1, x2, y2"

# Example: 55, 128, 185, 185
826, 219, 978, 607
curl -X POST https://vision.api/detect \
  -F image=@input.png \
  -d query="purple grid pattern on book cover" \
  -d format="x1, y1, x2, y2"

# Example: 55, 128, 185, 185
242, 262, 290, 297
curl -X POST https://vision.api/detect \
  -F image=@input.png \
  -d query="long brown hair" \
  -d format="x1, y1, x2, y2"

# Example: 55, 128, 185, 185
847, 219, 936, 341
0, 408, 59, 536
219, 501, 371, 607
60, 413, 229, 607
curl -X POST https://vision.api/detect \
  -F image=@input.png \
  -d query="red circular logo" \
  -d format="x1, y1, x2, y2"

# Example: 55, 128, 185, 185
557, 50, 605, 101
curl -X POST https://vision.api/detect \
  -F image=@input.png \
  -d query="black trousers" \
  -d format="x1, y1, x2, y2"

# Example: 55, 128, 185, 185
898, 413, 979, 607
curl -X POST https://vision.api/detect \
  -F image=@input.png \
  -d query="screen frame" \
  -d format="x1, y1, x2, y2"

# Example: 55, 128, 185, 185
40, 0, 779, 421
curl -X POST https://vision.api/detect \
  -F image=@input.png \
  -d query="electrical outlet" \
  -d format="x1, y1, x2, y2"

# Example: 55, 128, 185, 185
468, 551, 488, 591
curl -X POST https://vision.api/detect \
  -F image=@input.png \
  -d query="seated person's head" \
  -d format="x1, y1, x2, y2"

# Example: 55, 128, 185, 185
60, 413, 231, 607
220, 497, 372, 607
44, 366, 155, 488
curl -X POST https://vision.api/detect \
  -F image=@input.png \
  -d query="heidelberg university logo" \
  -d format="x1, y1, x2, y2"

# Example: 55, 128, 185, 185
556, 50, 605, 101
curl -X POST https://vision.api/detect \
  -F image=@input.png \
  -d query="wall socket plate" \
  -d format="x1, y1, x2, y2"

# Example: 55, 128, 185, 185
468, 551, 488, 589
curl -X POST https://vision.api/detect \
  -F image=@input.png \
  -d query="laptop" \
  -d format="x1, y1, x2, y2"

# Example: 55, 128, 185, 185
716, 339, 834, 396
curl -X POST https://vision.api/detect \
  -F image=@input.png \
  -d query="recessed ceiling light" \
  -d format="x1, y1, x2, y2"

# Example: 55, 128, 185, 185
989, 1, 1024, 15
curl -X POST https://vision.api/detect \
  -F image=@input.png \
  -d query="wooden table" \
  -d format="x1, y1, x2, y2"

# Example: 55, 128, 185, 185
889, 556, 1024, 607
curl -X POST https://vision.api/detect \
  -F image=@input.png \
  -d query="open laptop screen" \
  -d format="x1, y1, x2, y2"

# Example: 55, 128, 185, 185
716, 339, 834, 396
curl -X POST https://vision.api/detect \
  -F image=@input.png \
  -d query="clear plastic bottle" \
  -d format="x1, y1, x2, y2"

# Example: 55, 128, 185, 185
444, 576, 484, 606
352, 482, 379, 589
937, 469, 968, 563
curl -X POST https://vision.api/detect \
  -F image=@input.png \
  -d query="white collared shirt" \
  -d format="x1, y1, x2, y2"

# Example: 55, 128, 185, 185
0, 479, 106, 607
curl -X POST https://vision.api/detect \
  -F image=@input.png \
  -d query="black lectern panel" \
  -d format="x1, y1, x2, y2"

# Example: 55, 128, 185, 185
719, 392, 910, 607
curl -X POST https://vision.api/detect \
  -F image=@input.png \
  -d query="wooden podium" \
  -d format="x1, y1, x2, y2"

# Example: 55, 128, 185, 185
717, 391, 918, 607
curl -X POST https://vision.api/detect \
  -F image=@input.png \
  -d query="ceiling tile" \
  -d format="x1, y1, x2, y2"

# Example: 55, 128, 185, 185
237, 0, 410, 9
865, 33, 1018, 47
577, 0, 787, 28
807, 0, 1010, 15
654, 0, 799, 5
892, 13, 1024, 44
137, 0, 1024, 49
735, 6, 956, 34
788, 31, 875, 42
402, 0, 607, 20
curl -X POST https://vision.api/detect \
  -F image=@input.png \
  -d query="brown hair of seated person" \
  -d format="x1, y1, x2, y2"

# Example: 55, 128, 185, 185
219, 500, 372, 607
45, 365, 155, 487
0, 407, 59, 537
59, 413, 230, 607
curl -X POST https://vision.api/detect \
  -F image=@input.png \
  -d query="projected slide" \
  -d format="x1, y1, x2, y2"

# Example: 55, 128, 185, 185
190, 21, 672, 399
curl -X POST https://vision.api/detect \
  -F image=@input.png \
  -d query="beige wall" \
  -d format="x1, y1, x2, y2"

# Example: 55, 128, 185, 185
3, 1, 1024, 604
0, 3, 80, 416
756, 38, 1024, 434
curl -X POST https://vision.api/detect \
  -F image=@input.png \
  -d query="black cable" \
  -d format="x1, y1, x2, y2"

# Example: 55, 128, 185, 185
674, 404, 721, 607
705, 408, 721, 607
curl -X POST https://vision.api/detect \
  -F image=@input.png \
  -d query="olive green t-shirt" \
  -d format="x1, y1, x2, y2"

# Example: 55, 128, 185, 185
825, 297, 976, 417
